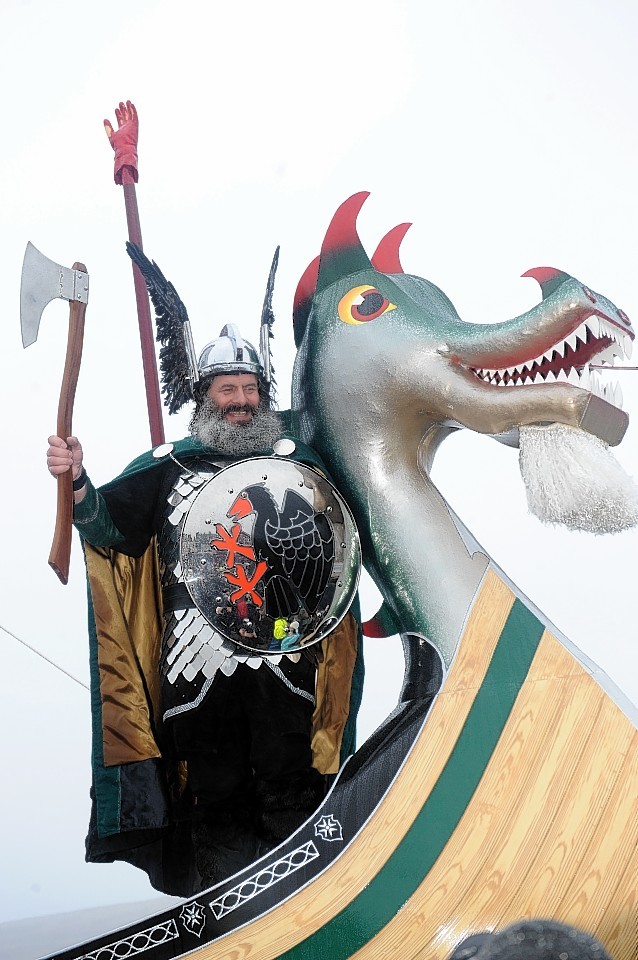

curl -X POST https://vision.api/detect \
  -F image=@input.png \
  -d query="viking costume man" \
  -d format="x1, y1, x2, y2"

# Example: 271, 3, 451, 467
48, 256, 363, 896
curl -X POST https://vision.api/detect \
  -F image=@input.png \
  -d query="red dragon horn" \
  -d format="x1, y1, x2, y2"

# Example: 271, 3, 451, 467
522, 266, 570, 300
315, 191, 374, 295
293, 192, 375, 345
293, 256, 320, 347
371, 222, 412, 273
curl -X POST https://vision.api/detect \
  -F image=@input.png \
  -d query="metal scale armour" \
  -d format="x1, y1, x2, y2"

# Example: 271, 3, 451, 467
157, 454, 361, 722
157, 456, 303, 723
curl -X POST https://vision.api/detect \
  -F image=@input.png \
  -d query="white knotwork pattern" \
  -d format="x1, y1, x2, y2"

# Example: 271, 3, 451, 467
209, 841, 320, 920
78, 919, 178, 960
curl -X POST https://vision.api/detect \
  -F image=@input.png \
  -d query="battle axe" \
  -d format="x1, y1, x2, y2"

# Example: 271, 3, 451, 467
21, 242, 89, 584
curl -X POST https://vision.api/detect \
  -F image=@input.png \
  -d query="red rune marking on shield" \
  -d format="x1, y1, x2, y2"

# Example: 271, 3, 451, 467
224, 561, 269, 607
210, 522, 256, 567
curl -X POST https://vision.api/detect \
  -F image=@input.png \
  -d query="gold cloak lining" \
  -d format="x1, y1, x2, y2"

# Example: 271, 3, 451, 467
84, 539, 358, 775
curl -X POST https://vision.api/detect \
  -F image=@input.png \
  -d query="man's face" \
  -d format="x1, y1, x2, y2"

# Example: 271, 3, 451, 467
207, 373, 260, 425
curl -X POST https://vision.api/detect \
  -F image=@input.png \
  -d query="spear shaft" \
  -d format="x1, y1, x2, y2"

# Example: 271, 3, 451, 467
122, 181, 165, 446
105, 100, 165, 447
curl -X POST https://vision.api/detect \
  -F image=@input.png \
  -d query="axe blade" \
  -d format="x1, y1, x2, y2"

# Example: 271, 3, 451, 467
21, 242, 89, 348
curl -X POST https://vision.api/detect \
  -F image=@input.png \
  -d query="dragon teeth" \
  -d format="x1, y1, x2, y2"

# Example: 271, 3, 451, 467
575, 321, 589, 343
589, 370, 602, 396
475, 315, 634, 391
595, 345, 617, 365
585, 314, 601, 338
565, 331, 578, 352
600, 318, 621, 345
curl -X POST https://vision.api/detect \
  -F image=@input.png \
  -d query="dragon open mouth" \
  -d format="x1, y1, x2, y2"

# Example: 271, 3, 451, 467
469, 315, 633, 409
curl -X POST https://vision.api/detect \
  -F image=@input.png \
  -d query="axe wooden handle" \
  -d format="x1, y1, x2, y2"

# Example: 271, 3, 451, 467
49, 261, 87, 585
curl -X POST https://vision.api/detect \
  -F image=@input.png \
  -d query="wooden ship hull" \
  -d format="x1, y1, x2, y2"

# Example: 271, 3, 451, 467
37, 188, 638, 959
46, 566, 638, 960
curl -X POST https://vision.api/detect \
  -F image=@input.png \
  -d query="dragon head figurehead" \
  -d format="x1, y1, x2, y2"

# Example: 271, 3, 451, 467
290, 193, 635, 662
292, 192, 632, 454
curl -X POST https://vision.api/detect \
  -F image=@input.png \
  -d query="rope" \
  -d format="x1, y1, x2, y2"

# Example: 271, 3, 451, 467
0, 622, 89, 691
588, 365, 638, 372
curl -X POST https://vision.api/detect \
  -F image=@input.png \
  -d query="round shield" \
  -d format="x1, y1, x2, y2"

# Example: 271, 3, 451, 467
180, 457, 361, 654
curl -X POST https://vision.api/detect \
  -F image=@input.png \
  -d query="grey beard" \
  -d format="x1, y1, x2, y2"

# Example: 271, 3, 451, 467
189, 398, 283, 456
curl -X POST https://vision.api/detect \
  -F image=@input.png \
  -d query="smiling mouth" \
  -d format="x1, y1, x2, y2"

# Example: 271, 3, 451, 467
468, 315, 634, 409
223, 404, 254, 419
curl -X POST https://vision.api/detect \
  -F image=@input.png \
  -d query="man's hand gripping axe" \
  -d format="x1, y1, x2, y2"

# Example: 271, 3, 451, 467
21, 242, 89, 584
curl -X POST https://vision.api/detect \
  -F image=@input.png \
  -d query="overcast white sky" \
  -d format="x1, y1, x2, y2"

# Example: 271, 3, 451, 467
1, 0, 637, 943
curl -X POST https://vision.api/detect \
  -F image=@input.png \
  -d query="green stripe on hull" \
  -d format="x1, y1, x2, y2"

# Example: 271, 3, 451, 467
280, 599, 545, 960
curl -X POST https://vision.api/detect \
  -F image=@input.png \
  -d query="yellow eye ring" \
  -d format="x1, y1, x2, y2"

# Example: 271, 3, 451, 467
338, 285, 397, 325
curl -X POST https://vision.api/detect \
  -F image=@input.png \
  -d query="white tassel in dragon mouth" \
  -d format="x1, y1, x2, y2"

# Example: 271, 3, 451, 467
470, 314, 634, 409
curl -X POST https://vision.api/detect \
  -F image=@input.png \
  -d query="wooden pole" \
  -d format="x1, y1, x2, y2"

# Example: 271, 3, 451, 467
105, 100, 165, 447
122, 182, 165, 446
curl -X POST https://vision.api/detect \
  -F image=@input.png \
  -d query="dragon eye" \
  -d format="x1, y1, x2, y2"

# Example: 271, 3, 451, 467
338, 284, 397, 325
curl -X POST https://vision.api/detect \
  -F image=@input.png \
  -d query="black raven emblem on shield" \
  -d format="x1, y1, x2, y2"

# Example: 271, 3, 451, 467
227, 484, 335, 619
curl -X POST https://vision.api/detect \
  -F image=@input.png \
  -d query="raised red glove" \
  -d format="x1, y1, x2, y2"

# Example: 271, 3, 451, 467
104, 100, 139, 185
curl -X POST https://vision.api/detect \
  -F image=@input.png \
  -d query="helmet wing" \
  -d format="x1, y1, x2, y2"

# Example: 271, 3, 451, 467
126, 242, 196, 414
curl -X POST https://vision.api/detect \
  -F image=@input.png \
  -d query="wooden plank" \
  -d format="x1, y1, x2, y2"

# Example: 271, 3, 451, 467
348, 632, 585, 958
594, 831, 638, 960
490, 668, 636, 921
559, 728, 638, 935
175, 575, 637, 960
188, 571, 515, 960
349, 636, 638, 960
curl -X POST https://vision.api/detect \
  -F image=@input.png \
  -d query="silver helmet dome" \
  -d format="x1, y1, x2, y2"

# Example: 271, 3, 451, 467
197, 323, 264, 379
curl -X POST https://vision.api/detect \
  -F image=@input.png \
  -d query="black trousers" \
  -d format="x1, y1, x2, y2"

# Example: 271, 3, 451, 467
167, 655, 317, 809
